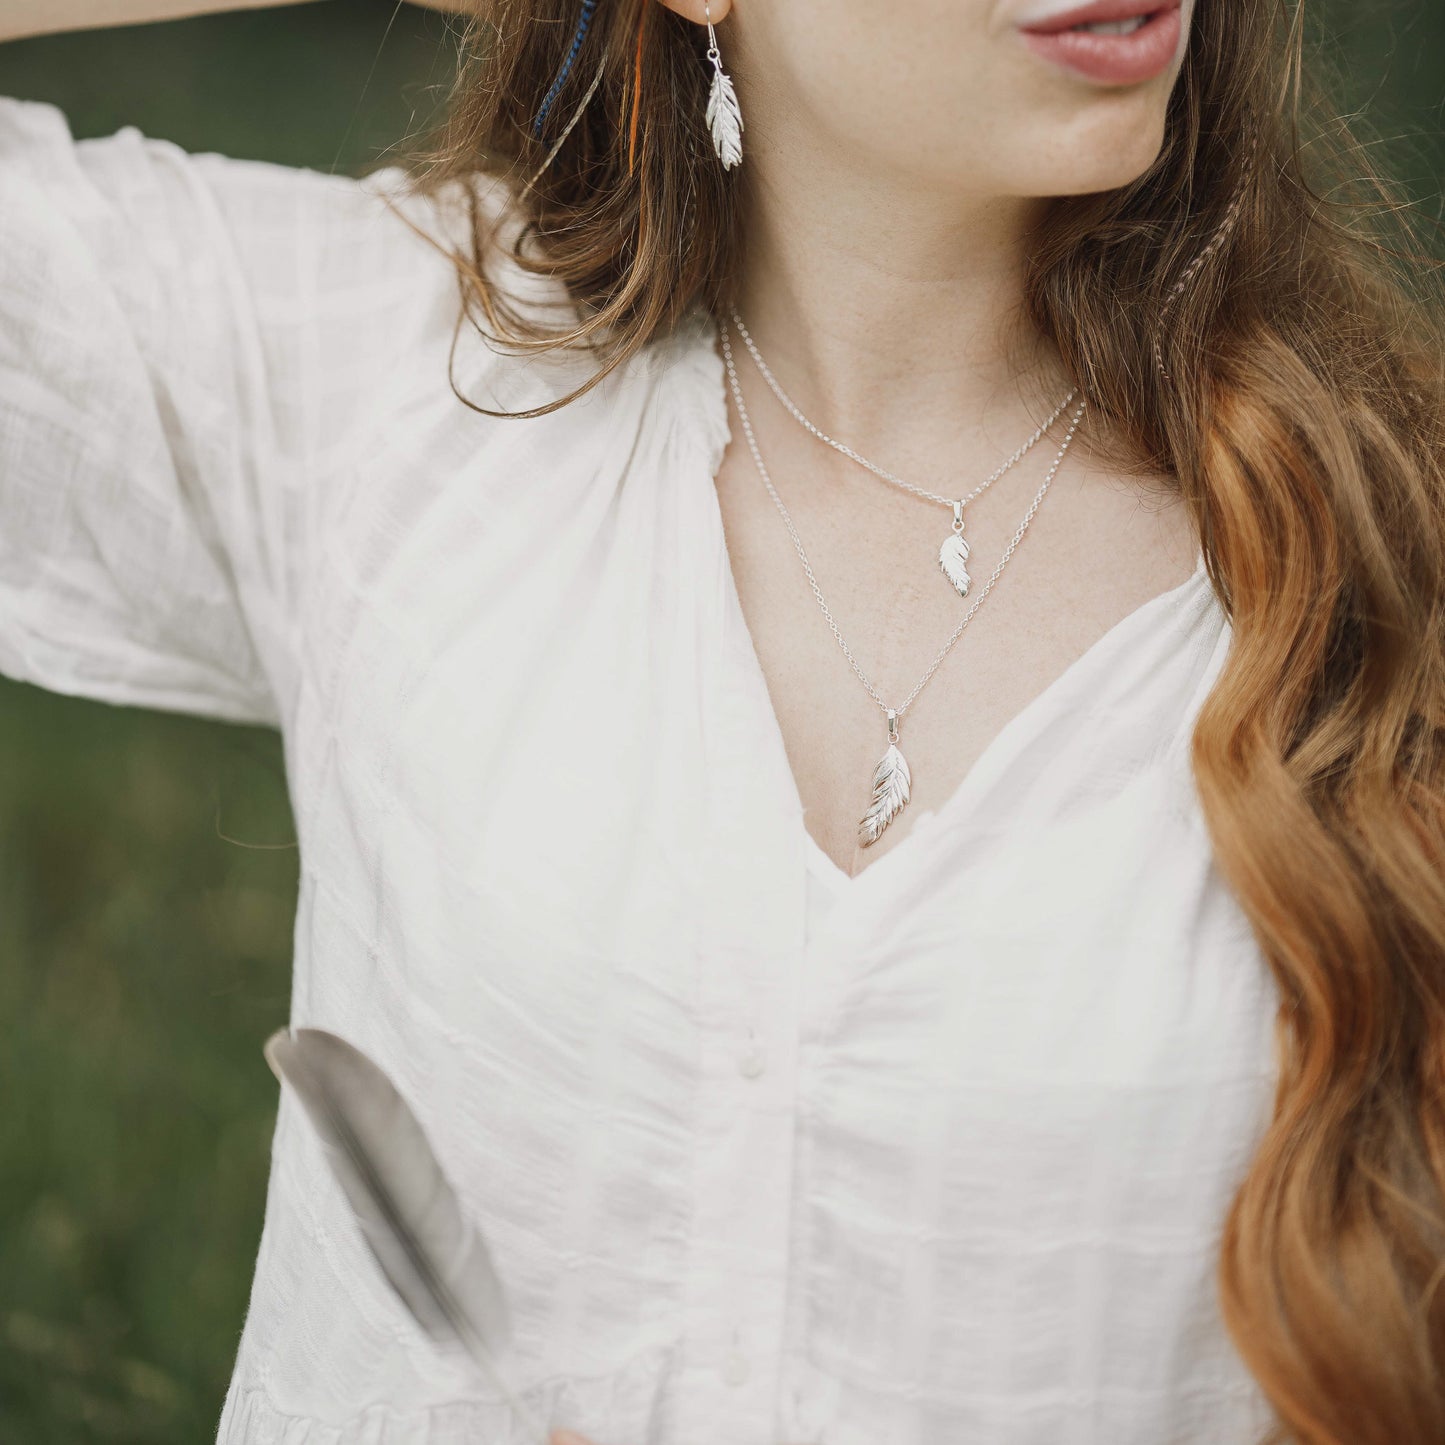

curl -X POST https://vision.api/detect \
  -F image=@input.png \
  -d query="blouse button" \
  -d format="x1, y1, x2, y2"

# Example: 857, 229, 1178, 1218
738, 1029, 767, 1078
722, 1348, 750, 1386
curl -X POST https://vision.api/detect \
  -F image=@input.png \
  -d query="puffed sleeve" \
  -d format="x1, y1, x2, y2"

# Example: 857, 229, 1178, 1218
0, 94, 467, 729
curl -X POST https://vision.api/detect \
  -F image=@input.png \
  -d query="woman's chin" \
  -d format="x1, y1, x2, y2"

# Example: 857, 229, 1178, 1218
1021, 121, 1169, 198
1056, 155, 1165, 196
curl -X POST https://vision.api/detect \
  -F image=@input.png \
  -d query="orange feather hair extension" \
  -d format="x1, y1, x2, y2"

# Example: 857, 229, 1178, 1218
627, 0, 647, 176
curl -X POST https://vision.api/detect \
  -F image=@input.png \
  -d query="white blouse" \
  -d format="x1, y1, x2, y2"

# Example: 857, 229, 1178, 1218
0, 94, 1284, 1444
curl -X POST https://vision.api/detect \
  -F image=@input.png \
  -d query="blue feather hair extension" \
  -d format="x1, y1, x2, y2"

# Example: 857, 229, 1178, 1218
532, 0, 600, 139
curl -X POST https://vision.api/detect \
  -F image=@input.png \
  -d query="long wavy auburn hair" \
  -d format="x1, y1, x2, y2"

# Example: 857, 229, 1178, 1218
374, 1, 1445, 1439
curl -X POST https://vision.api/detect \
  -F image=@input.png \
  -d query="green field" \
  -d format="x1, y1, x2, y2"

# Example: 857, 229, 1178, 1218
0, 2, 1441, 1440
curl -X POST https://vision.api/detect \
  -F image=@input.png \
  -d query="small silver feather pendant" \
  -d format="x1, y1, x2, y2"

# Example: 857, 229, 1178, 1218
705, 60, 744, 170
938, 532, 972, 598
858, 711, 912, 848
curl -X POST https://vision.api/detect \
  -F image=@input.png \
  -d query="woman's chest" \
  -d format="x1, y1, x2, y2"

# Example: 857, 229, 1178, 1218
267, 420, 1279, 1421
278, 419, 1275, 1134
708, 437, 1207, 881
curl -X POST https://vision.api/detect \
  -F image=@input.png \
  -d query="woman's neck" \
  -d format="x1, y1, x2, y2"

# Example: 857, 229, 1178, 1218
730, 125, 1072, 477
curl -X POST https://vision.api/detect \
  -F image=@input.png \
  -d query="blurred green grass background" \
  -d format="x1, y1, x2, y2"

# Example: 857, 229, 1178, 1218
0, 2, 1441, 1441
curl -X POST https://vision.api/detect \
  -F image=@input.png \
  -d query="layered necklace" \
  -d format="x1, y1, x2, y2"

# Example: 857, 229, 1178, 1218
725, 305, 1078, 601
717, 305, 1087, 850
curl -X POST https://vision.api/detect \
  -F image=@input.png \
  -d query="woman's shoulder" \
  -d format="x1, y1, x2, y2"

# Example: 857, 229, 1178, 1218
340, 158, 726, 435
0, 89, 716, 463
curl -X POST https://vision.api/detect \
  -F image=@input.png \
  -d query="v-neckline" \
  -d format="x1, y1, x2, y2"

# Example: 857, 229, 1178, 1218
676, 303, 1215, 893
780, 552, 1209, 893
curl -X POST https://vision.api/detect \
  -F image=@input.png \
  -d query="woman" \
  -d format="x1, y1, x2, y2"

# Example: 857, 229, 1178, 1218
2, 0, 1442, 1441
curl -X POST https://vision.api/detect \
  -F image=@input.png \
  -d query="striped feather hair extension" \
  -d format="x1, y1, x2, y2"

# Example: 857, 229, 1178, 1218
531, 0, 600, 139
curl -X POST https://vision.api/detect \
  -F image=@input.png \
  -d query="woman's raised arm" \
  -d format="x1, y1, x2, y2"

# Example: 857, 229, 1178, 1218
0, 72, 481, 728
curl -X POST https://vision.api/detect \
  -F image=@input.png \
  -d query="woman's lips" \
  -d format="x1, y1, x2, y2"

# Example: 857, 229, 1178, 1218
1018, 3, 1184, 86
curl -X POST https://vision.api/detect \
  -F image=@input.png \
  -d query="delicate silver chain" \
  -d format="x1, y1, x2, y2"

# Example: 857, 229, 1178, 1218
726, 302, 1077, 511
719, 315, 1088, 724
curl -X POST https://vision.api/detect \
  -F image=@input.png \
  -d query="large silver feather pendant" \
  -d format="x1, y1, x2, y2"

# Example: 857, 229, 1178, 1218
705, 63, 744, 170
938, 532, 972, 598
858, 742, 912, 848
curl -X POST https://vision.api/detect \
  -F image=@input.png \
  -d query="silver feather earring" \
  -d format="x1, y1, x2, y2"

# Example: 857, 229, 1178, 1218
703, 1, 743, 170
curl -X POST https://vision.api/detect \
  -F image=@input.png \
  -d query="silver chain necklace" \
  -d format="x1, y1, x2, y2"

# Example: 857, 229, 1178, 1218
718, 314, 1088, 850
725, 302, 1078, 601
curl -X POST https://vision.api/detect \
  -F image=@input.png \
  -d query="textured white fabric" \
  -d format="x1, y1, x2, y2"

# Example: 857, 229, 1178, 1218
1, 93, 1284, 1445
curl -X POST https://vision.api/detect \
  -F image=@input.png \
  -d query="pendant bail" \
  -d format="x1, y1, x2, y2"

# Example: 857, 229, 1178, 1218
952, 499, 965, 534
887, 708, 900, 745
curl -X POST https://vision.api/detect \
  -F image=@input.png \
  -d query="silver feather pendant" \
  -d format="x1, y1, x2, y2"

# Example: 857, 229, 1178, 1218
939, 500, 972, 598
705, 57, 744, 170
858, 710, 912, 848
938, 532, 972, 598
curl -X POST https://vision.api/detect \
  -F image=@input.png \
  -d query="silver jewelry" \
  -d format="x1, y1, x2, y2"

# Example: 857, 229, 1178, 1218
703, 2, 743, 170
719, 315, 1088, 850
726, 303, 1076, 600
